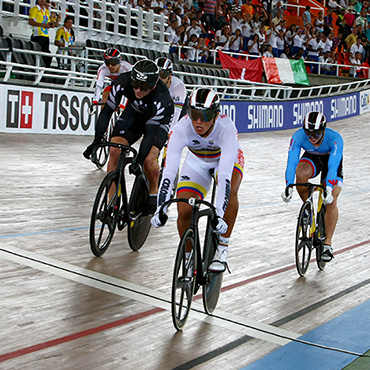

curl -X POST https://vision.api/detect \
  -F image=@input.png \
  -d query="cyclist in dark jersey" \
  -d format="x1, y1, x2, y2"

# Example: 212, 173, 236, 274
282, 111, 344, 262
84, 59, 174, 214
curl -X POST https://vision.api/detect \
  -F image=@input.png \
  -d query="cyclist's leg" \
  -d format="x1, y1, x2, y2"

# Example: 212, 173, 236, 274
295, 152, 319, 201
143, 145, 161, 194
219, 148, 244, 239
176, 155, 211, 239
210, 149, 244, 271
324, 184, 342, 246
140, 124, 168, 196
321, 157, 343, 250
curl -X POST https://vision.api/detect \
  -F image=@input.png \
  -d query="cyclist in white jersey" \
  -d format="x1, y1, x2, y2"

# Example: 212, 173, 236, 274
89, 48, 132, 115
154, 57, 187, 126
151, 88, 244, 272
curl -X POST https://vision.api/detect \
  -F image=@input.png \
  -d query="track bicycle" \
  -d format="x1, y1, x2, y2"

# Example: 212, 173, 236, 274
288, 183, 327, 277
158, 177, 224, 330
89, 142, 152, 256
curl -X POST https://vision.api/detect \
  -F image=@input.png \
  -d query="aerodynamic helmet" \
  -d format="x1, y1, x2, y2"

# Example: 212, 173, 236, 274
188, 88, 220, 122
131, 59, 159, 92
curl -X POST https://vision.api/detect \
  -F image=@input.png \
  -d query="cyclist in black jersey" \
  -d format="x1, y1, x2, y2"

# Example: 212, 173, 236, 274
83, 59, 174, 214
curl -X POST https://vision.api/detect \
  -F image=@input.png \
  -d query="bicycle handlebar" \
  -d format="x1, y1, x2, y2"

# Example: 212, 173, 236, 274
93, 142, 138, 158
288, 183, 327, 197
158, 197, 218, 225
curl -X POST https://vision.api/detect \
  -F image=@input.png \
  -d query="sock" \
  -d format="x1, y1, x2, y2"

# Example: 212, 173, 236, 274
218, 236, 229, 250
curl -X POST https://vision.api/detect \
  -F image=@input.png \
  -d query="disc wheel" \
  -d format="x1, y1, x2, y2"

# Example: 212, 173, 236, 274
171, 228, 197, 331
90, 172, 119, 256
295, 202, 313, 277
316, 207, 327, 270
127, 175, 151, 251
203, 234, 223, 314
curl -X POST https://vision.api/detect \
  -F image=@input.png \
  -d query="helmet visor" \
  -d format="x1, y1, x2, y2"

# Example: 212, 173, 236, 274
188, 107, 216, 122
132, 79, 153, 92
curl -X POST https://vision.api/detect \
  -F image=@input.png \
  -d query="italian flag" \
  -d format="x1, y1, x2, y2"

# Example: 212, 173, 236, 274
262, 57, 310, 86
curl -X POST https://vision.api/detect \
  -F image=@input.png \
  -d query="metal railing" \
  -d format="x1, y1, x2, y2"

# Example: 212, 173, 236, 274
0, 0, 170, 51
2, 47, 370, 101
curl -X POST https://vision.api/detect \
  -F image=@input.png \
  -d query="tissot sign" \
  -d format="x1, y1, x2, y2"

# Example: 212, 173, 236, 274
1, 85, 96, 135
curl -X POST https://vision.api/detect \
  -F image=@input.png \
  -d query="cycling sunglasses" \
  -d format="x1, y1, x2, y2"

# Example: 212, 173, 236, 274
304, 129, 324, 139
188, 107, 216, 122
132, 80, 152, 92
104, 59, 119, 67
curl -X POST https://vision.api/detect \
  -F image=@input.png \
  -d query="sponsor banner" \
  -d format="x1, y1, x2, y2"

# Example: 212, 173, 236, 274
359, 89, 370, 114
1, 84, 96, 135
0, 83, 362, 135
221, 92, 359, 133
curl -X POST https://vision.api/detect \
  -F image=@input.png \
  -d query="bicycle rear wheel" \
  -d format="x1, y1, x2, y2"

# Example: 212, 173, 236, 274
90, 172, 119, 256
203, 234, 223, 314
295, 202, 313, 276
316, 207, 327, 270
127, 174, 151, 251
171, 228, 197, 331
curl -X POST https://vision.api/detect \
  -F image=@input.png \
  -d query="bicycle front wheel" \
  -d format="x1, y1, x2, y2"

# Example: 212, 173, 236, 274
90, 172, 120, 256
203, 234, 223, 314
127, 175, 151, 251
94, 133, 110, 169
295, 202, 313, 276
316, 207, 327, 270
171, 228, 197, 331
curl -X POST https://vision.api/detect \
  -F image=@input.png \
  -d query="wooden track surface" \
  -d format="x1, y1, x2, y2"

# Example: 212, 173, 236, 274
1, 113, 370, 369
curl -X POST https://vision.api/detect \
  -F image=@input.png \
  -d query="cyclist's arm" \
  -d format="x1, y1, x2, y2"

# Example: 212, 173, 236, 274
216, 123, 238, 218
171, 81, 187, 126
326, 132, 344, 188
92, 65, 106, 103
285, 131, 303, 185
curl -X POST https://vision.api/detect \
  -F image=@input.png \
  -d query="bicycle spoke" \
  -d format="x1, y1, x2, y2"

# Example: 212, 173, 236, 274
171, 229, 196, 331
90, 172, 119, 256
295, 202, 312, 276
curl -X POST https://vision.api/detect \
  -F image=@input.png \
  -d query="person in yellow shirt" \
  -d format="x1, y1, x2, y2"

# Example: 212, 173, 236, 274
28, 0, 58, 68
54, 15, 74, 68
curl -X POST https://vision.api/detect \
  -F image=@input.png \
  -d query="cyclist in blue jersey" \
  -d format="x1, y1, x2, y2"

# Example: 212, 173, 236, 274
281, 111, 344, 262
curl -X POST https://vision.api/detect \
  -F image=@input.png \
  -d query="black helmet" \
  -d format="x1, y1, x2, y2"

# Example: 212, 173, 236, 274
303, 111, 326, 135
131, 59, 159, 92
103, 48, 121, 65
155, 57, 173, 79
188, 88, 220, 122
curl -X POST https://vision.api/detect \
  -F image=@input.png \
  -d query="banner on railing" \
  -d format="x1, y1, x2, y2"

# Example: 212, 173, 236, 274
0, 83, 366, 135
218, 51, 263, 82
220, 92, 359, 133
262, 57, 310, 86
0, 84, 96, 135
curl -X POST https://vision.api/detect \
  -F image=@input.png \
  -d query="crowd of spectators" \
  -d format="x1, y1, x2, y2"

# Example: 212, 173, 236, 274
160, 0, 370, 77
5, 0, 370, 76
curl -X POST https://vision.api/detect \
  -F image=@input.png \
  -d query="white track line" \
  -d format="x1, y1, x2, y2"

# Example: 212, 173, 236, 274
0, 244, 300, 345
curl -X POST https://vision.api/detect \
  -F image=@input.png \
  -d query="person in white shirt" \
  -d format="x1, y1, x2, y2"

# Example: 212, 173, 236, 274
151, 88, 244, 272
350, 37, 364, 61
89, 48, 132, 114
263, 44, 274, 57
155, 57, 187, 126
